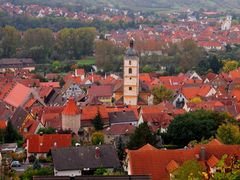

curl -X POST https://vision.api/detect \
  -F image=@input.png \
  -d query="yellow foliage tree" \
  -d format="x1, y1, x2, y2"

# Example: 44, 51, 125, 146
190, 97, 202, 103
223, 60, 239, 73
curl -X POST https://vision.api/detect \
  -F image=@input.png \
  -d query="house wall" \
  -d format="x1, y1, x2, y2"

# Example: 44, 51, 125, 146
62, 114, 81, 134
54, 169, 82, 177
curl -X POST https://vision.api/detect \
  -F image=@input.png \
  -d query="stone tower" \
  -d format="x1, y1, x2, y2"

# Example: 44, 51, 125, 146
123, 40, 139, 105
62, 97, 81, 134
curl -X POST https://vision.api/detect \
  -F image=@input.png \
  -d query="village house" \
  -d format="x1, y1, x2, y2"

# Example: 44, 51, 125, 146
126, 139, 240, 180
0, 58, 35, 72
52, 145, 120, 176
26, 134, 71, 158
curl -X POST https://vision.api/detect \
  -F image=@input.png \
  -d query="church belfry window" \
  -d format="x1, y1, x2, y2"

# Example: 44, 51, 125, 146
129, 68, 132, 74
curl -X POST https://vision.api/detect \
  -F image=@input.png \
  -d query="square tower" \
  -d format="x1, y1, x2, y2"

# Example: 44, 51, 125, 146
123, 40, 139, 105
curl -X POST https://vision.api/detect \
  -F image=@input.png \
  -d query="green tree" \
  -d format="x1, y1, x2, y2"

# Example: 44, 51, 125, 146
55, 27, 96, 60
94, 167, 108, 175
37, 127, 57, 134
4, 121, 22, 143
91, 131, 104, 145
117, 137, 126, 161
151, 85, 174, 104
0, 26, 20, 58
208, 55, 222, 74
95, 40, 124, 72
216, 123, 240, 144
127, 122, 157, 150
165, 110, 234, 146
173, 160, 204, 180
92, 113, 104, 131
20, 167, 53, 180
23, 28, 54, 63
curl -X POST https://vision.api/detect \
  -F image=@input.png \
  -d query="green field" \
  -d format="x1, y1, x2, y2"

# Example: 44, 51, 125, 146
77, 57, 96, 66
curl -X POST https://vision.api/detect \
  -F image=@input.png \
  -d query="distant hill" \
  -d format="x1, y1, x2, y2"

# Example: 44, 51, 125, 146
5, 0, 240, 13
87, 0, 240, 13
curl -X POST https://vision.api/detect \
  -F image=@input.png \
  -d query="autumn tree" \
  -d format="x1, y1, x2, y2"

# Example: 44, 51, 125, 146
173, 160, 204, 180
223, 60, 239, 73
0, 26, 20, 58
216, 123, 240, 144
91, 131, 104, 145
151, 85, 174, 104
127, 122, 157, 150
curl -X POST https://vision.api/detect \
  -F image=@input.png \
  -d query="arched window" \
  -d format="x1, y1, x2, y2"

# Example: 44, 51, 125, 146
129, 61, 132, 65
129, 68, 132, 74
129, 87, 132, 91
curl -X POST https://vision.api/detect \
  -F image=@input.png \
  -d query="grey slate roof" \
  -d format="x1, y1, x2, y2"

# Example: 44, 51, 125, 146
108, 110, 137, 125
52, 145, 120, 171
10, 107, 29, 129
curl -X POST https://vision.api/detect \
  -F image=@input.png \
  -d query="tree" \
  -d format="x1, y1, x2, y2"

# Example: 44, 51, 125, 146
92, 113, 104, 131
127, 122, 157, 150
95, 40, 124, 72
94, 168, 108, 175
216, 123, 240, 144
4, 121, 22, 143
23, 28, 54, 63
208, 55, 222, 74
37, 127, 57, 134
55, 27, 96, 60
173, 160, 204, 180
165, 110, 235, 146
0, 26, 20, 58
117, 137, 126, 161
151, 85, 174, 104
20, 167, 53, 180
91, 131, 104, 145
223, 60, 239, 73
211, 154, 240, 180
32, 159, 41, 170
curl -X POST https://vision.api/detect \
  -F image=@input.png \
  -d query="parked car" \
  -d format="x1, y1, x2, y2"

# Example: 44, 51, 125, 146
11, 161, 21, 167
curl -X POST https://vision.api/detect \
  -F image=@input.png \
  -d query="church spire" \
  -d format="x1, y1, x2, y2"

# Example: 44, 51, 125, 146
126, 39, 137, 57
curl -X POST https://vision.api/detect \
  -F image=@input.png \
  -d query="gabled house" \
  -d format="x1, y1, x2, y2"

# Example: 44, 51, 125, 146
88, 85, 113, 105
108, 110, 138, 126
52, 145, 120, 177
62, 81, 85, 100
26, 134, 71, 158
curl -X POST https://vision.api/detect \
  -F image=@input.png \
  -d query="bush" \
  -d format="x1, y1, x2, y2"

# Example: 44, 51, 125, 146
38, 156, 52, 163
20, 167, 53, 180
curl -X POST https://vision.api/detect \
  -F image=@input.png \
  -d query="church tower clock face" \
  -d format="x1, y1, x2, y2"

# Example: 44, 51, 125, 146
123, 40, 139, 105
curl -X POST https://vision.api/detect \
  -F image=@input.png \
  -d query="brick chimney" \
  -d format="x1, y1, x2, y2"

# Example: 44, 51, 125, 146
200, 147, 206, 161
95, 147, 100, 159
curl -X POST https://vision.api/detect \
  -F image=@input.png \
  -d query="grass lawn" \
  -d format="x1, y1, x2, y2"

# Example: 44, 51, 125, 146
77, 57, 96, 66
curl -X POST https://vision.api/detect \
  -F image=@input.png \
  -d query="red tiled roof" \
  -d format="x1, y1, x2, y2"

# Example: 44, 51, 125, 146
27, 134, 71, 153
62, 98, 80, 116
0, 120, 7, 129
166, 160, 179, 173
40, 82, 60, 88
75, 69, 85, 76
103, 124, 135, 135
88, 85, 113, 97
81, 106, 108, 121
4, 83, 32, 108
128, 141, 240, 180
207, 155, 219, 168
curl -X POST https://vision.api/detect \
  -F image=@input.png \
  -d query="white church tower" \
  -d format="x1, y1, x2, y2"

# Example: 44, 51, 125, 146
123, 40, 139, 105
221, 15, 232, 31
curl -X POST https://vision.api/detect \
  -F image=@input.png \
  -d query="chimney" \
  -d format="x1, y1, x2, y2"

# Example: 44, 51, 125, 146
200, 146, 206, 161
95, 147, 100, 159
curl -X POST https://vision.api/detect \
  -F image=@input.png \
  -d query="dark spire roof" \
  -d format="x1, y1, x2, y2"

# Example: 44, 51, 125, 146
126, 39, 137, 57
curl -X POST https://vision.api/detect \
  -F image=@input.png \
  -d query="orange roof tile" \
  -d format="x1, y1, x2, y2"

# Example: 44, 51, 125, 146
166, 160, 179, 173
207, 155, 219, 168
62, 98, 80, 116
